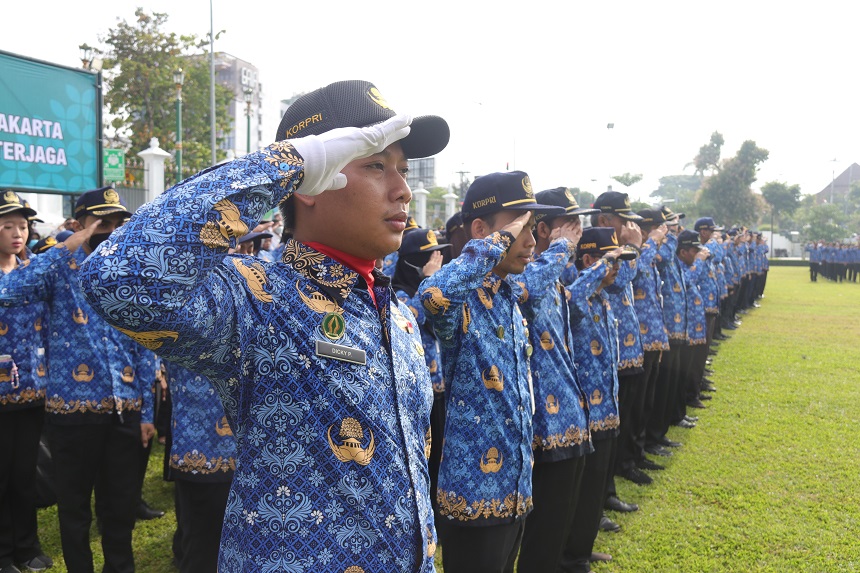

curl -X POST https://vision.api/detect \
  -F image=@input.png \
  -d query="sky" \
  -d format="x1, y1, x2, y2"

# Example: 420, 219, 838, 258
4, 1, 859, 204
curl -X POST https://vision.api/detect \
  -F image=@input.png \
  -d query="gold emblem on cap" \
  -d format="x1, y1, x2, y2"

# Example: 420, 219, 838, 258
104, 188, 120, 204
564, 188, 576, 203
73, 363, 95, 382
3, 190, 17, 203
328, 417, 376, 466
482, 365, 504, 391
321, 312, 345, 340
367, 86, 392, 110
419, 230, 438, 250
480, 446, 504, 473
522, 176, 534, 198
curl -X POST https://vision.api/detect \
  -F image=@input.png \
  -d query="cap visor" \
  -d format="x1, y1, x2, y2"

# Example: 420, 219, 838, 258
90, 206, 132, 218
503, 203, 566, 217
617, 212, 645, 222
618, 250, 639, 261
569, 207, 601, 216
0, 206, 38, 218
400, 115, 450, 159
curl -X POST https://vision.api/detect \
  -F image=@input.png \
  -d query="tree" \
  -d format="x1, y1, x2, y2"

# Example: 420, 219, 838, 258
761, 181, 801, 231
573, 189, 595, 208
611, 173, 643, 188
693, 131, 724, 177
96, 9, 233, 172
650, 174, 700, 218
696, 140, 769, 227
796, 203, 848, 242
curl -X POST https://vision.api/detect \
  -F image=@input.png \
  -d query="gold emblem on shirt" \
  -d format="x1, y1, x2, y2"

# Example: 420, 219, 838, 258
116, 327, 180, 351
215, 416, 233, 436
121, 366, 135, 383
640, 324, 649, 335
590, 340, 603, 356
72, 308, 89, 324
0, 322, 7, 336
623, 333, 635, 347
476, 287, 493, 310
296, 281, 341, 314
34, 317, 41, 331
36, 363, 46, 377
200, 199, 249, 248
72, 364, 95, 382
424, 428, 432, 460
423, 287, 450, 315
462, 303, 471, 333
540, 331, 554, 351
482, 365, 504, 392
232, 258, 272, 303
328, 417, 376, 466
589, 389, 603, 405
545, 394, 560, 414
480, 446, 504, 473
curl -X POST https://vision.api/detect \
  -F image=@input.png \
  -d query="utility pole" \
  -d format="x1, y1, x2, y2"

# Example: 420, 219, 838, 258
456, 169, 470, 201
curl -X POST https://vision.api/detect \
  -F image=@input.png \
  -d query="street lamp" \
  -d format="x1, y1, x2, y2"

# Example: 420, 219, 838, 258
174, 68, 185, 182
79, 44, 93, 69
243, 87, 254, 154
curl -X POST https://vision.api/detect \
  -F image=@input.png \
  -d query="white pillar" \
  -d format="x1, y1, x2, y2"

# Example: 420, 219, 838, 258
137, 138, 172, 203
444, 184, 459, 221
413, 181, 429, 228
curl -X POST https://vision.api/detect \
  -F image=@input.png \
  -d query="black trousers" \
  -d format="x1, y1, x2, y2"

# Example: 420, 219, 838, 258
635, 351, 662, 460
173, 480, 231, 573
518, 456, 585, 573
559, 436, 617, 573
439, 518, 526, 573
429, 392, 446, 516
0, 406, 45, 567
46, 417, 141, 573
647, 342, 682, 445
810, 262, 819, 282
615, 367, 649, 472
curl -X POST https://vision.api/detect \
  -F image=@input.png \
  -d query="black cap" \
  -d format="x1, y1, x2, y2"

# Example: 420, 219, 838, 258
0, 190, 37, 218
592, 191, 643, 221
462, 171, 564, 220
32, 236, 59, 254
399, 228, 450, 256
661, 205, 685, 223
677, 229, 702, 249
21, 200, 43, 223
534, 187, 600, 223
635, 208, 666, 226
74, 186, 132, 219
275, 80, 449, 159
694, 217, 724, 232
445, 211, 463, 236
404, 216, 419, 232
577, 227, 638, 260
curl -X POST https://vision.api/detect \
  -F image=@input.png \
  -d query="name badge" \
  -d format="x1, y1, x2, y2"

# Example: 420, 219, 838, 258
315, 340, 367, 365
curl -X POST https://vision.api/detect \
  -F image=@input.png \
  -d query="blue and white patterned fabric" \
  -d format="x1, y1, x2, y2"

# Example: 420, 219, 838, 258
632, 237, 670, 353
658, 233, 687, 343
680, 256, 708, 346
381, 251, 398, 278
567, 258, 620, 441
606, 258, 643, 372
167, 363, 237, 483
0, 260, 47, 411
419, 232, 534, 526
0, 247, 155, 423
395, 290, 444, 395
698, 240, 720, 315
512, 238, 592, 463
77, 142, 436, 572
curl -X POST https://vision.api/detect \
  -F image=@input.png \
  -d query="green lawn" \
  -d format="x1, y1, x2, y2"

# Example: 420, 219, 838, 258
36, 266, 860, 572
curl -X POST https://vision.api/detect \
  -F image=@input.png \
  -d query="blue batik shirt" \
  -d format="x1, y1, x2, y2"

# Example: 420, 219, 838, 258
0, 261, 48, 411
632, 237, 670, 353
606, 258, 643, 372
698, 241, 720, 315
658, 234, 687, 343
567, 259, 620, 441
0, 246, 155, 423
512, 238, 592, 463
77, 142, 437, 573
396, 289, 444, 394
420, 231, 534, 527
167, 362, 237, 483
382, 251, 398, 278
680, 256, 707, 345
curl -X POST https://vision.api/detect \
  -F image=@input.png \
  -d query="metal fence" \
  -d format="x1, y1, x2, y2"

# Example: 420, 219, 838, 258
113, 156, 148, 213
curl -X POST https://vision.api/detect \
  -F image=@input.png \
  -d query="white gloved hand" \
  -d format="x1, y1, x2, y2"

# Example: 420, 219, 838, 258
289, 114, 412, 196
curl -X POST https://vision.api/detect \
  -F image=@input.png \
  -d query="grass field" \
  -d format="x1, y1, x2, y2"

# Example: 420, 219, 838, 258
35, 266, 860, 572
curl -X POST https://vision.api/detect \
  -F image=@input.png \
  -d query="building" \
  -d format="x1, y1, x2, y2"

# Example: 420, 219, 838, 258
213, 53, 263, 157
814, 162, 860, 204
406, 158, 437, 190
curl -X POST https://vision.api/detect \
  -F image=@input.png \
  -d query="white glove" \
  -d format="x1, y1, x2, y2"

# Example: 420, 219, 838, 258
290, 114, 412, 196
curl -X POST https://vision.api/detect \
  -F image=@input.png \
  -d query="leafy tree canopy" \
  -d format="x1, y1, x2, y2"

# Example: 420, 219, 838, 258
697, 140, 769, 227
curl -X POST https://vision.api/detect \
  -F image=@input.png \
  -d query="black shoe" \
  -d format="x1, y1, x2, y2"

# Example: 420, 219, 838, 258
645, 444, 673, 457
637, 458, 665, 471
659, 437, 682, 448
599, 514, 621, 533
685, 415, 699, 423
705, 359, 713, 366
591, 551, 613, 563
687, 399, 707, 409
708, 349, 718, 356
723, 322, 738, 330
701, 384, 716, 393
605, 495, 639, 512
714, 333, 730, 341
704, 368, 714, 375
699, 393, 712, 401
137, 501, 165, 521
674, 419, 696, 429
17, 555, 53, 572
618, 466, 653, 485
752, 302, 761, 308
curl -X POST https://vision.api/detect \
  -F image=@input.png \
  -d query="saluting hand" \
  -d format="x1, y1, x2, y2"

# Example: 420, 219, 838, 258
422, 251, 443, 278
550, 220, 583, 246
63, 218, 102, 253
620, 220, 642, 247
500, 211, 534, 240
648, 224, 667, 243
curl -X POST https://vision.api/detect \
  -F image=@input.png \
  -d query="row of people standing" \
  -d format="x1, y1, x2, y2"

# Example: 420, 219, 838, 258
806, 242, 860, 282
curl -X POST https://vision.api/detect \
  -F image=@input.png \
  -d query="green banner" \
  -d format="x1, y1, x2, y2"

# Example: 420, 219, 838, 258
103, 148, 125, 182
0, 50, 101, 194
